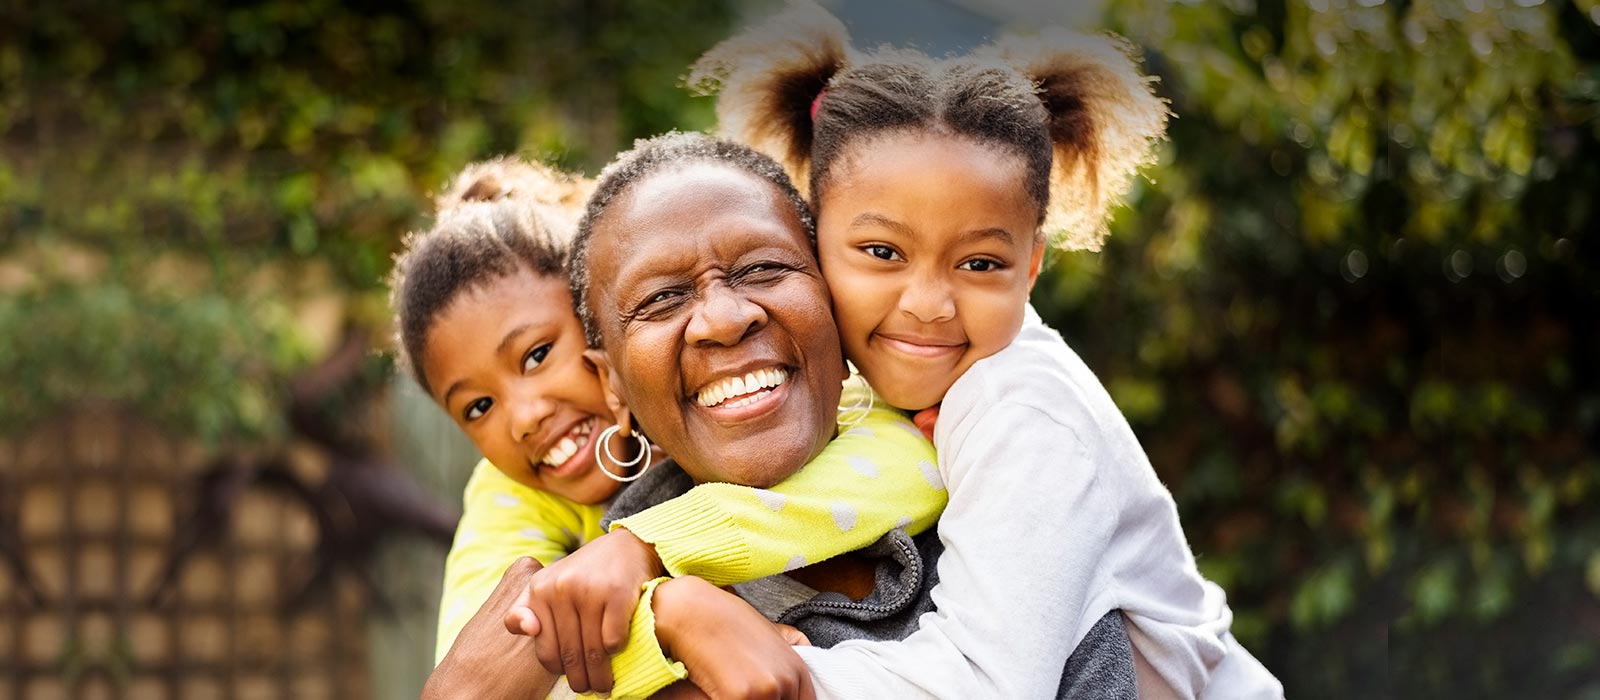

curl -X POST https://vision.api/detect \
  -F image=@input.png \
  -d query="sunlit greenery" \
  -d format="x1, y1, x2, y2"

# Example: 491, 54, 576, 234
2, 0, 1595, 697
1033, 0, 1599, 696
1, 0, 737, 441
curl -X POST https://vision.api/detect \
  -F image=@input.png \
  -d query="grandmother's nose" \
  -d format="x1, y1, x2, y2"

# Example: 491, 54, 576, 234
685, 283, 767, 347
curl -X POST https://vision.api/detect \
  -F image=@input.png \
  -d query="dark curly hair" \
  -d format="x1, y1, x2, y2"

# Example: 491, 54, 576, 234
567, 131, 815, 348
688, 1, 1168, 251
389, 158, 588, 394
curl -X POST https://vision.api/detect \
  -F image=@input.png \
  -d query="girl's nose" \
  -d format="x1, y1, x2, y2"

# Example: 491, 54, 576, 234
896, 273, 956, 324
506, 389, 557, 444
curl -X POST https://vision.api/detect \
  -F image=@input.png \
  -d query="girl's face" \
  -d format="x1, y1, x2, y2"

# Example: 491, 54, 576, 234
421, 272, 624, 505
816, 132, 1045, 411
584, 161, 844, 488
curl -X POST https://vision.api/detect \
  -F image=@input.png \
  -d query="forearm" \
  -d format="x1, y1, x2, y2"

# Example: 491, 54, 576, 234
790, 408, 1121, 699
616, 399, 945, 587
427, 557, 562, 700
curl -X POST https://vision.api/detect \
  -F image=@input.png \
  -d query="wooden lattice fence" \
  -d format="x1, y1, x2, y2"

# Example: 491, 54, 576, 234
0, 407, 368, 700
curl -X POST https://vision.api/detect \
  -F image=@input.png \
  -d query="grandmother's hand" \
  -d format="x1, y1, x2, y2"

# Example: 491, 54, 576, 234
653, 576, 817, 700
423, 556, 557, 700
504, 528, 666, 694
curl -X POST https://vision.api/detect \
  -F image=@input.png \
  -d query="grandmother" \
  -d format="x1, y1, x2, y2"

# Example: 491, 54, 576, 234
425, 133, 1137, 700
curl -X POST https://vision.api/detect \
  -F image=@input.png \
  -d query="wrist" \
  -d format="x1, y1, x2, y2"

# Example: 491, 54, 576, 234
613, 526, 667, 579
650, 576, 716, 658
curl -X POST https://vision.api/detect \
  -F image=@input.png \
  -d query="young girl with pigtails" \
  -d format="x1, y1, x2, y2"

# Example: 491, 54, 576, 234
506, 3, 1285, 698
679, 3, 1284, 698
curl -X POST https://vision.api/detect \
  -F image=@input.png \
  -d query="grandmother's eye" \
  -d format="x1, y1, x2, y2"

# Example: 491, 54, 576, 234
464, 397, 492, 421
523, 343, 552, 372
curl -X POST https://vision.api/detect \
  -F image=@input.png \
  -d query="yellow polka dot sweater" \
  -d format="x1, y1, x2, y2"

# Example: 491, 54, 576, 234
434, 379, 947, 699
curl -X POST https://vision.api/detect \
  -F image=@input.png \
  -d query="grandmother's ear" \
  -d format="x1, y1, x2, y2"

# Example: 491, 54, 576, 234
583, 348, 635, 437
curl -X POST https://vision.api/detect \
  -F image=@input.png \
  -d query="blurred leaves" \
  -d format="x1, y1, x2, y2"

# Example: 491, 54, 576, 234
1031, 0, 1600, 696
0, 0, 737, 442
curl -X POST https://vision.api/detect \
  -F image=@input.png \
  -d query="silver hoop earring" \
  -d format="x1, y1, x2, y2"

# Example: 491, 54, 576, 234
595, 424, 651, 482
837, 373, 874, 429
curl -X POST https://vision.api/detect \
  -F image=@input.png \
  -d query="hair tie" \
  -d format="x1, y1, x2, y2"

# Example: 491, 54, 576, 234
810, 87, 828, 121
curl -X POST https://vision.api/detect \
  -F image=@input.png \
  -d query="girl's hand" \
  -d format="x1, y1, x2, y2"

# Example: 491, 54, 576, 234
913, 404, 941, 441
505, 528, 665, 694
653, 576, 817, 700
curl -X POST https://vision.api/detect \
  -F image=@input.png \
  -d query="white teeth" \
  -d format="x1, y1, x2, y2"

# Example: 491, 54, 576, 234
695, 368, 789, 408
541, 418, 594, 467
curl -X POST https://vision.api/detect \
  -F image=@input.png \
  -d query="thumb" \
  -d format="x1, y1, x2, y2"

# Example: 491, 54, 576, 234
503, 605, 542, 636
773, 623, 811, 647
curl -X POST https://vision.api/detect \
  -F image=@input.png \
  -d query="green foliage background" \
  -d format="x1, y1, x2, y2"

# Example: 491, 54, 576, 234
2, 0, 1597, 697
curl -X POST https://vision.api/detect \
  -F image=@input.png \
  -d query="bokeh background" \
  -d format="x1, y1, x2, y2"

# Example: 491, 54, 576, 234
2, 0, 1596, 698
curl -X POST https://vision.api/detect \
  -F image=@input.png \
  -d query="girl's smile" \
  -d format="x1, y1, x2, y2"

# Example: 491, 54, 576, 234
816, 132, 1045, 411
421, 272, 626, 505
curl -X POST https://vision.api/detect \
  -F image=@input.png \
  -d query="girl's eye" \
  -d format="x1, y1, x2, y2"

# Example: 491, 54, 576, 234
959, 258, 1003, 272
862, 245, 902, 262
464, 397, 492, 421
523, 343, 552, 372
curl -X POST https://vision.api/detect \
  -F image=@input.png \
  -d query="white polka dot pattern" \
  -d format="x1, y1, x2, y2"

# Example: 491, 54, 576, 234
847, 455, 880, 478
832, 502, 858, 532
893, 420, 926, 441
918, 459, 944, 490
754, 489, 787, 512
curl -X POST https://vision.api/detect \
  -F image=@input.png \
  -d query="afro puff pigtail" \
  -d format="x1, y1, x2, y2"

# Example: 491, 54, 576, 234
434, 155, 594, 226
687, 0, 852, 196
986, 30, 1169, 251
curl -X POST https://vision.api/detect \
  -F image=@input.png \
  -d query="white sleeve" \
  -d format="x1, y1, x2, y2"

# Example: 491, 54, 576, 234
793, 402, 1123, 699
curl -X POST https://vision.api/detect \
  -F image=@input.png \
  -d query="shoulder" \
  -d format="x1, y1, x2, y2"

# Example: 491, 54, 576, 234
940, 305, 1122, 443
462, 458, 586, 513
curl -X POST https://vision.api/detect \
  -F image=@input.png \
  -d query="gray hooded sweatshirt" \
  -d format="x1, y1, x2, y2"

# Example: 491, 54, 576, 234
604, 461, 1136, 700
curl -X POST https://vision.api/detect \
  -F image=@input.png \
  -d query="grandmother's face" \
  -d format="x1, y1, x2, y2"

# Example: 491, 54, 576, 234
584, 162, 844, 488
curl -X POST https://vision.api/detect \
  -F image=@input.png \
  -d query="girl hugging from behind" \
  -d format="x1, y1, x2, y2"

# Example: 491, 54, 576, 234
680, 3, 1285, 698
513, 2, 1285, 698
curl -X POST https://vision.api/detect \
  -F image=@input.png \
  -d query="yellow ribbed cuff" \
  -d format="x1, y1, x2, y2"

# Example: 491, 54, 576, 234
584, 577, 686, 700
613, 487, 750, 587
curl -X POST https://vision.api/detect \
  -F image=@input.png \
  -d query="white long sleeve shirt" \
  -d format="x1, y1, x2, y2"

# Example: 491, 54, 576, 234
795, 306, 1283, 700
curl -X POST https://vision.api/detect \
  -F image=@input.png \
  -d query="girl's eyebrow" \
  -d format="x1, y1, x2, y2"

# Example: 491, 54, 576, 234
496, 323, 534, 355
959, 228, 1016, 245
852, 212, 1016, 245
850, 212, 914, 236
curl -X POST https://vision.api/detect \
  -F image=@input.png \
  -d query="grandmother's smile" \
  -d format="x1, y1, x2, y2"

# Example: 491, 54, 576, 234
693, 364, 792, 413
579, 149, 845, 489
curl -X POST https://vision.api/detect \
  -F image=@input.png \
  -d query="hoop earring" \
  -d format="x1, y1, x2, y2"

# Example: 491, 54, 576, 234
595, 424, 651, 482
837, 373, 874, 429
